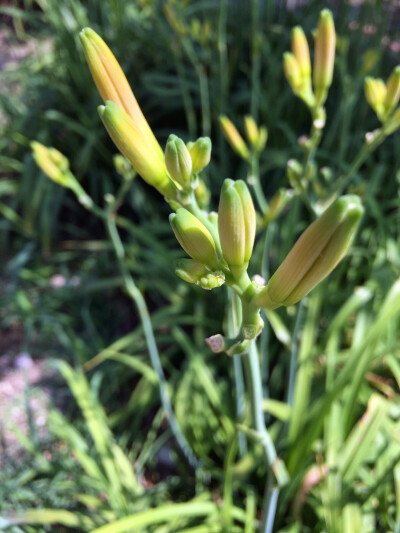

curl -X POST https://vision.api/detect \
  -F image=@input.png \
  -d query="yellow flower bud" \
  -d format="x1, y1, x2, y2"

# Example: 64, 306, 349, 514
31, 142, 73, 188
313, 9, 336, 106
219, 116, 250, 160
165, 134, 192, 187
384, 66, 400, 115
364, 77, 387, 116
98, 102, 176, 198
218, 179, 256, 279
253, 196, 364, 309
170, 208, 219, 269
187, 137, 212, 174
244, 116, 259, 146
292, 26, 311, 79
283, 52, 303, 92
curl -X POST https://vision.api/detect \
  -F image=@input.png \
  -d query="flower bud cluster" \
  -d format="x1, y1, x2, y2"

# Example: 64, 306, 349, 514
365, 66, 400, 123
284, 10, 336, 108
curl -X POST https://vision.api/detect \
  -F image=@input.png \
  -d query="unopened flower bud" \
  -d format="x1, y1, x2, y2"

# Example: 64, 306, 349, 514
170, 208, 219, 269
220, 116, 250, 160
187, 137, 212, 174
244, 116, 259, 146
198, 271, 225, 290
253, 196, 364, 309
218, 179, 256, 279
256, 126, 268, 152
165, 134, 192, 187
80, 28, 163, 162
98, 102, 176, 198
263, 188, 291, 224
284, 52, 303, 91
31, 142, 73, 188
384, 66, 400, 115
313, 9, 336, 106
292, 26, 311, 79
174, 258, 208, 284
364, 77, 387, 116
194, 178, 211, 208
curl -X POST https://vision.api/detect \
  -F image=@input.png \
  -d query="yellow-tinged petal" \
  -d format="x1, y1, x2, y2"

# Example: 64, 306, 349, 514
80, 27, 163, 162
292, 26, 311, 79
99, 102, 176, 198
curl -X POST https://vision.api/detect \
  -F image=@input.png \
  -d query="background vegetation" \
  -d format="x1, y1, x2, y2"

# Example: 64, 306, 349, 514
1, 0, 400, 532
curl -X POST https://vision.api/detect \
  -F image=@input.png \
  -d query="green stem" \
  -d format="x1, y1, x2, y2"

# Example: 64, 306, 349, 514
249, 152, 268, 215
334, 129, 387, 196
242, 341, 289, 532
105, 214, 200, 469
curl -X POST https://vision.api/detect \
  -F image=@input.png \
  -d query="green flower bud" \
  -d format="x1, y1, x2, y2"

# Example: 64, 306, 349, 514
187, 137, 212, 174
165, 134, 192, 187
384, 66, 400, 115
218, 179, 256, 279
313, 9, 336, 106
170, 208, 219, 269
174, 258, 208, 284
198, 271, 225, 290
256, 126, 268, 152
194, 178, 211, 209
253, 195, 364, 309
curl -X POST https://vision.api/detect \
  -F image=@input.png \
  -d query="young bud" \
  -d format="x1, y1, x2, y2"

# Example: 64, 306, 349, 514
187, 137, 212, 174
284, 52, 303, 92
31, 142, 73, 188
263, 188, 291, 224
79, 28, 163, 162
165, 134, 192, 187
219, 116, 250, 160
194, 178, 211, 209
256, 126, 268, 152
170, 208, 219, 269
292, 26, 311, 79
313, 9, 336, 105
218, 179, 256, 279
198, 271, 225, 290
174, 258, 208, 284
364, 77, 387, 116
244, 116, 259, 146
98, 102, 176, 198
253, 196, 364, 309
384, 66, 400, 115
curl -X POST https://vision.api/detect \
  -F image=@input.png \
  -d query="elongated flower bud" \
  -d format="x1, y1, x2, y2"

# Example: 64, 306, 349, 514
98, 102, 176, 198
31, 142, 71, 187
253, 196, 364, 309
220, 116, 249, 160
170, 208, 219, 269
79, 28, 163, 162
313, 9, 336, 105
174, 258, 208, 284
244, 116, 259, 146
187, 137, 212, 174
364, 77, 387, 115
292, 26, 311, 79
284, 52, 303, 91
218, 179, 256, 279
384, 66, 400, 115
165, 134, 192, 187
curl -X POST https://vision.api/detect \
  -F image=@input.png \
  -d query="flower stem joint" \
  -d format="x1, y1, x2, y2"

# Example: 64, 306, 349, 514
253, 195, 364, 310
